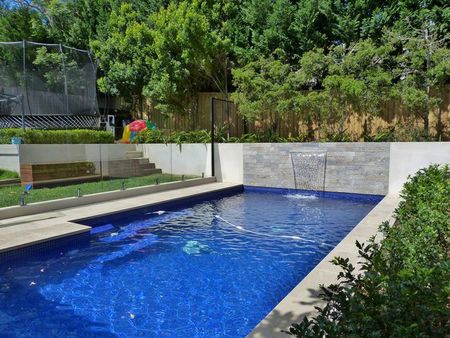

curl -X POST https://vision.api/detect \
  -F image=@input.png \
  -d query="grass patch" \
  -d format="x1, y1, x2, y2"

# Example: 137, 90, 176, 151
0, 169, 19, 180
0, 173, 196, 208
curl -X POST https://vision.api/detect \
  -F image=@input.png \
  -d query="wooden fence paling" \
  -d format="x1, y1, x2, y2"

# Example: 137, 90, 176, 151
141, 88, 449, 139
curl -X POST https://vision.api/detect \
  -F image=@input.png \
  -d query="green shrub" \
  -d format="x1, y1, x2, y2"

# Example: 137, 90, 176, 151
129, 127, 447, 144
134, 129, 212, 144
0, 128, 114, 144
136, 129, 312, 144
287, 164, 450, 337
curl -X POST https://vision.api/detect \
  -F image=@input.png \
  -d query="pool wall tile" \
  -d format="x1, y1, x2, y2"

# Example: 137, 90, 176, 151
243, 143, 390, 195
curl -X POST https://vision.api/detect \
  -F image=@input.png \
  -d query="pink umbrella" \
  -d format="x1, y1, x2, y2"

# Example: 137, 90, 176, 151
128, 120, 147, 132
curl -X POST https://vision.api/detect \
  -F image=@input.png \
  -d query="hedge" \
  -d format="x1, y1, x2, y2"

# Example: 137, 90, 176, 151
287, 164, 450, 337
0, 128, 114, 144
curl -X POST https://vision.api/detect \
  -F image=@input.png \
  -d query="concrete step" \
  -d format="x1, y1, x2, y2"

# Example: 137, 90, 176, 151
126, 151, 143, 159
138, 162, 156, 169
135, 157, 152, 165
142, 168, 162, 175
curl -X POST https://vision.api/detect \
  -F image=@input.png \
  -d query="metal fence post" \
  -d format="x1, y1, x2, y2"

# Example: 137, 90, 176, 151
211, 97, 215, 177
21, 40, 26, 133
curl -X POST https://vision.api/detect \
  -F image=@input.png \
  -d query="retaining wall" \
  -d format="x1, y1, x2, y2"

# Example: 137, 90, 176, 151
141, 142, 449, 195
389, 142, 450, 193
0, 145, 20, 173
243, 143, 390, 195
138, 143, 244, 183
1, 142, 449, 194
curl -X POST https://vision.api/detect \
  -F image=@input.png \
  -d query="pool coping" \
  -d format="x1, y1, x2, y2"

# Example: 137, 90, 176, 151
247, 193, 400, 338
0, 182, 243, 255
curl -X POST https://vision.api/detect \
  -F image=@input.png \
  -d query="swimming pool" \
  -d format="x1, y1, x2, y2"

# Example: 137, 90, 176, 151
0, 188, 381, 337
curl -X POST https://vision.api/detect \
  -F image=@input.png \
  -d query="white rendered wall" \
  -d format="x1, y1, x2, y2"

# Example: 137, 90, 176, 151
5, 142, 449, 192
140, 143, 243, 183
0, 145, 20, 173
140, 143, 210, 177
389, 142, 450, 193
214, 143, 243, 183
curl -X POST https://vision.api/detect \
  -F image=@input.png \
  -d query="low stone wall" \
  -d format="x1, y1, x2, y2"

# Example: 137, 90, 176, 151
244, 143, 390, 195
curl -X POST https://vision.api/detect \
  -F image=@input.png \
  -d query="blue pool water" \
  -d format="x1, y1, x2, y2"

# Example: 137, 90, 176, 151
0, 189, 381, 338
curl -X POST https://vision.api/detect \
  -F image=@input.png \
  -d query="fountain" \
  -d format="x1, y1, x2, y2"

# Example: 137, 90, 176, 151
290, 151, 327, 192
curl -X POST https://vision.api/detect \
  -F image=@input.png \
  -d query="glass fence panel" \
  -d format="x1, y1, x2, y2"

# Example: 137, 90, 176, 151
0, 140, 212, 209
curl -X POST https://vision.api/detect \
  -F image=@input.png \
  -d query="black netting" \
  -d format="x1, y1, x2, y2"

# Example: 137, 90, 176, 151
0, 41, 99, 128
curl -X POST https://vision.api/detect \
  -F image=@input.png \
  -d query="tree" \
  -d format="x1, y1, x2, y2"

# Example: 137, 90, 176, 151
0, 4, 47, 42
324, 40, 393, 136
232, 54, 291, 134
90, 3, 153, 116
145, 0, 229, 115
389, 24, 450, 136
287, 41, 393, 139
285, 48, 331, 138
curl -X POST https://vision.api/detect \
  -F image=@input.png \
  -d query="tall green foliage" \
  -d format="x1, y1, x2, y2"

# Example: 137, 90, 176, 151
91, 3, 153, 114
0, 5, 47, 41
389, 25, 450, 136
232, 55, 291, 133
1, 0, 449, 138
145, 0, 229, 115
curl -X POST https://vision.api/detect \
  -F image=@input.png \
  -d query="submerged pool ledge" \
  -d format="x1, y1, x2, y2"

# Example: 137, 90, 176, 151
247, 193, 400, 338
0, 182, 242, 256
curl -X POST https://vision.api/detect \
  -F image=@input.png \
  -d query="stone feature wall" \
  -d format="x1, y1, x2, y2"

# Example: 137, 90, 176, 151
244, 143, 390, 195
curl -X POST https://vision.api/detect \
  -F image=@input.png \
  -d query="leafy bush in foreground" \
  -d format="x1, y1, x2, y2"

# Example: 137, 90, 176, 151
287, 164, 450, 337
0, 129, 114, 144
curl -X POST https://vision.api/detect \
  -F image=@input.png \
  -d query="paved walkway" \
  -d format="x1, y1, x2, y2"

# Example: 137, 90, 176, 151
0, 182, 241, 253
247, 193, 400, 338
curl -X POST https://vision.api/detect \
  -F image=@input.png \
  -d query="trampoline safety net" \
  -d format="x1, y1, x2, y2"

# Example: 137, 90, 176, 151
0, 41, 99, 129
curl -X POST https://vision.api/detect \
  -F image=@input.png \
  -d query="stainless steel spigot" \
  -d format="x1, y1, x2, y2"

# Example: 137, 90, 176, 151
19, 193, 26, 206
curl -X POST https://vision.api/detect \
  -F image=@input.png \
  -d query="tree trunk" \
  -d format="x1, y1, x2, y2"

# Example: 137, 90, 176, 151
307, 118, 314, 140
423, 111, 429, 137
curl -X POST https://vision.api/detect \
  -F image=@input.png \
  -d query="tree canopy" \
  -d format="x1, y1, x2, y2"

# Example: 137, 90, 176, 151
0, 0, 449, 138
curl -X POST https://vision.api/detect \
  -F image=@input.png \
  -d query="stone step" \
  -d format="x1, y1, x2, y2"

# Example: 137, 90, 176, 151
138, 162, 156, 169
135, 157, 152, 165
126, 151, 143, 159
142, 168, 162, 175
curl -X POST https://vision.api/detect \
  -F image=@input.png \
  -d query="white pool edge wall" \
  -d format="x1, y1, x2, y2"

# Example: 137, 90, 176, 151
137, 142, 450, 194
2, 142, 449, 194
